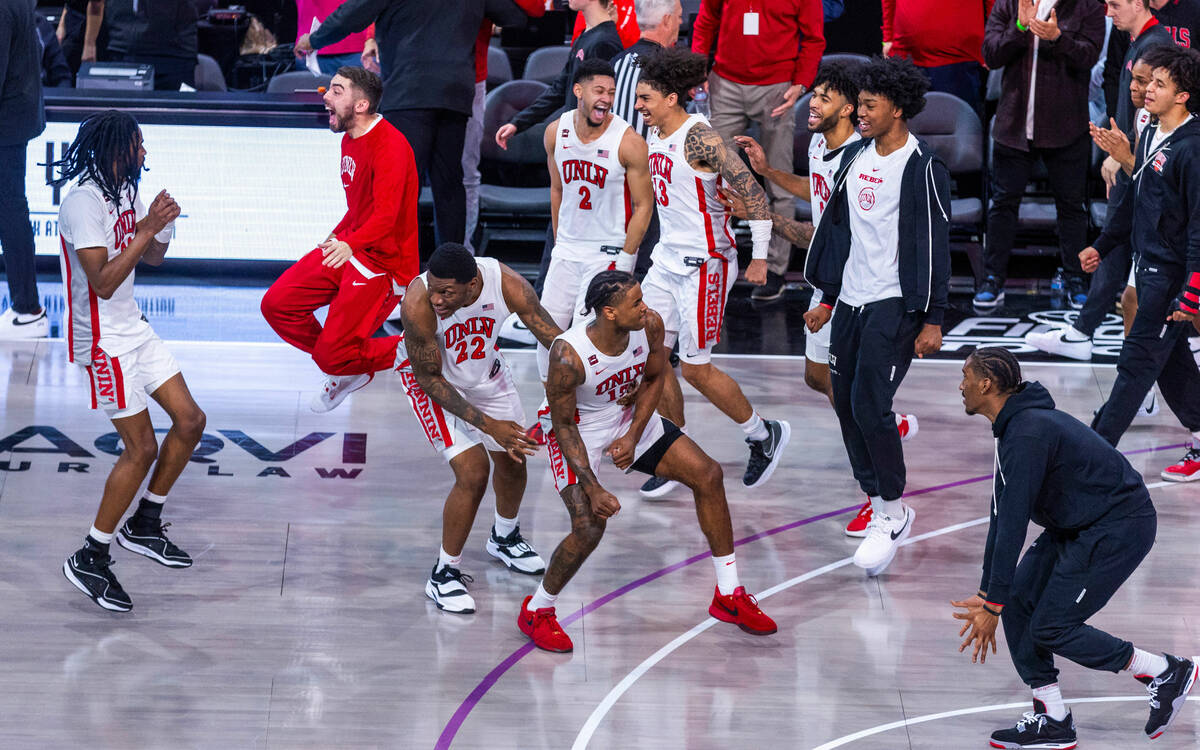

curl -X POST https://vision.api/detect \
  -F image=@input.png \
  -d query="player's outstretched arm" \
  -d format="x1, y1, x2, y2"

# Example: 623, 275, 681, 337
684, 123, 770, 220
500, 263, 563, 349
619, 130, 654, 260
733, 134, 810, 201
720, 189, 814, 249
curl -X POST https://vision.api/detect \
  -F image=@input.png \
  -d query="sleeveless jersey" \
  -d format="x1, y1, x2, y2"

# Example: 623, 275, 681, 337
553, 110, 632, 260
554, 321, 649, 433
808, 130, 861, 229
647, 113, 736, 275
415, 257, 511, 393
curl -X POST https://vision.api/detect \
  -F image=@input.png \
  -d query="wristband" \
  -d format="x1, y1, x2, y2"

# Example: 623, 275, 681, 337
819, 302, 833, 311
155, 222, 175, 244
614, 250, 636, 273
983, 604, 1002, 617
1016, 19, 1028, 32
748, 219, 772, 261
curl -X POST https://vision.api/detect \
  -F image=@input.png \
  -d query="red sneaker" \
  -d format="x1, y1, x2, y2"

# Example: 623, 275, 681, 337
518, 595, 573, 652
525, 422, 547, 446
709, 586, 777, 635
896, 413, 918, 442
844, 501, 873, 538
1161, 447, 1200, 482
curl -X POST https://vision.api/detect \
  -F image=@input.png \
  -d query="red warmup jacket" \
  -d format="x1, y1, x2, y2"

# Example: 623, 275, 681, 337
474, 0, 546, 83
883, 0, 994, 68
691, 0, 825, 88
332, 117, 420, 285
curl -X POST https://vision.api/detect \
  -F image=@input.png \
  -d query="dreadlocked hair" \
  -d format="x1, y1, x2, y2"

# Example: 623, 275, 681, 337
967, 347, 1023, 394
583, 270, 637, 316
636, 46, 709, 105
48, 110, 143, 207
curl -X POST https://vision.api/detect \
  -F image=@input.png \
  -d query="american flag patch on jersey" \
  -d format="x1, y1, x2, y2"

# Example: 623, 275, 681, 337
668, 143, 677, 151
483, 303, 493, 311
633, 346, 644, 356
588, 354, 599, 365
597, 149, 609, 159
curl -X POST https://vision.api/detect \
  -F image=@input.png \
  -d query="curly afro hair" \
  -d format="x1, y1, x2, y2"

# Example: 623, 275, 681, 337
636, 46, 709, 105
859, 56, 929, 121
812, 61, 862, 125
1142, 44, 1200, 113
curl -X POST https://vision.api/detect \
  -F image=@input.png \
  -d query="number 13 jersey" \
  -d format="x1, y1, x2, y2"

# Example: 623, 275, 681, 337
553, 110, 632, 260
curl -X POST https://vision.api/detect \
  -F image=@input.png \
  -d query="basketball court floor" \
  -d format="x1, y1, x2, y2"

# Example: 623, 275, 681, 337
0, 290, 1198, 748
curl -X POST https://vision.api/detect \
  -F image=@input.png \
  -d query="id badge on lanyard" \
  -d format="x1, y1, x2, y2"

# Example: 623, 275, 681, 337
743, 4, 759, 35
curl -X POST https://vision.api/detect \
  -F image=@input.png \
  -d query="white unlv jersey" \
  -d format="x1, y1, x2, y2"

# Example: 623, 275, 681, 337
58, 181, 154, 366
808, 130, 861, 228
553, 110, 631, 260
554, 322, 649, 434
647, 113, 736, 276
407, 257, 511, 393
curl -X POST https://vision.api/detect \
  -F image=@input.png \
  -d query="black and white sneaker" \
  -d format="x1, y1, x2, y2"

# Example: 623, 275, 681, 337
425, 563, 476, 614
485, 525, 545, 575
1140, 653, 1199, 739
639, 475, 680, 499
116, 519, 193, 568
989, 702, 1077, 749
63, 547, 133, 612
743, 419, 791, 488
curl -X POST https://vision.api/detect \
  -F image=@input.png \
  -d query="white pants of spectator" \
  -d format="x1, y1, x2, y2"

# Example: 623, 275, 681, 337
462, 80, 486, 255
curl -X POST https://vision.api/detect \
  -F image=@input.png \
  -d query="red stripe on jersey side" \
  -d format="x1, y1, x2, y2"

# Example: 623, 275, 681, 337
88, 286, 101, 358
86, 366, 97, 409
399, 370, 448, 450
695, 176, 716, 253
546, 430, 577, 491
623, 177, 631, 231
431, 401, 453, 448
697, 264, 709, 345
60, 236, 76, 362
714, 260, 728, 346
111, 355, 127, 410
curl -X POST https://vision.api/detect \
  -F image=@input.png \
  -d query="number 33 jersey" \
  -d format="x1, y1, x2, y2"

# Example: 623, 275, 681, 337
396, 257, 511, 395
553, 110, 632, 260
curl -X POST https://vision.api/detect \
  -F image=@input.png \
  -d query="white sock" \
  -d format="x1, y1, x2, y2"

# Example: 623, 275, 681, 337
712, 553, 739, 595
1128, 648, 1170, 678
739, 413, 769, 442
1062, 326, 1090, 342
143, 491, 167, 505
88, 525, 113, 544
1191, 431, 1200, 450
528, 582, 558, 611
493, 511, 518, 538
1032, 683, 1068, 721
868, 494, 884, 515
880, 498, 904, 519
437, 546, 463, 570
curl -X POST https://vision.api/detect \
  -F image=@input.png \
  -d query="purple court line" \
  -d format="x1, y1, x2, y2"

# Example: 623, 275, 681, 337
434, 441, 1188, 749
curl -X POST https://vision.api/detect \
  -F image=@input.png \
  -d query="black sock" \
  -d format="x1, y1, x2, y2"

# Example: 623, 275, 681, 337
84, 535, 110, 556
131, 498, 164, 527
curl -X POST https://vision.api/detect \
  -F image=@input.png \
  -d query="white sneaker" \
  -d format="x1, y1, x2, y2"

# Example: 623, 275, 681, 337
1137, 388, 1161, 419
485, 525, 546, 575
498, 312, 537, 346
425, 563, 476, 614
1024, 328, 1093, 361
853, 505, 915, 576
0, 307, 49, 339
896, 413, 918, 442
310, 372, 372, 413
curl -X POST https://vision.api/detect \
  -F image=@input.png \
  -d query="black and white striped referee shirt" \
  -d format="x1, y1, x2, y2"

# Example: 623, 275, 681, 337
612, 39, 664, 140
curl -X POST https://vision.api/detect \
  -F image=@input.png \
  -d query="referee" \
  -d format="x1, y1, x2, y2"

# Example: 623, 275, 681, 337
954, 347, 1196, 749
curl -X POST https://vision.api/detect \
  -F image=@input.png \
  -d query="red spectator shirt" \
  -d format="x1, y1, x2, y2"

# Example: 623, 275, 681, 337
691, 0, 825, 88
475, 0, 547, 83
332, 117, 420, 285
883, 0, 994, 68
571, 0, 640, 48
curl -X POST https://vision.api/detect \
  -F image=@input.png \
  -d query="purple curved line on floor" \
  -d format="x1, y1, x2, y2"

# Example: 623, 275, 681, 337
434, 442, 1188, 749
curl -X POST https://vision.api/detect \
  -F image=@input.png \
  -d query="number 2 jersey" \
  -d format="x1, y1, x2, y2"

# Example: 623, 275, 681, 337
58, 181, 155, 367
396, 257, 511, 394
646, 113, 737, 275
553, 110, 632, 260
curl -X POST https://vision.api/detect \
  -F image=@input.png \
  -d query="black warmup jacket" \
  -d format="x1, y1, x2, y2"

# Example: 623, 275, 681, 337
979, 382, 1153, 607
803, 136, 952, 326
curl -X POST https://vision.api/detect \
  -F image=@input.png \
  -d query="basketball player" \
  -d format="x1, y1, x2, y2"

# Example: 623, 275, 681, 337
954, 347, 1196, 748
517, 271, 776, 652
732, 61, 919, 538
534, 58, 654, 388
261, 67, 419, 413
1082, 45, 1200, 483
52, 111, 206, 612
397, 244, 565, 614
631, 47, 790, 496
731, 57, 950, 576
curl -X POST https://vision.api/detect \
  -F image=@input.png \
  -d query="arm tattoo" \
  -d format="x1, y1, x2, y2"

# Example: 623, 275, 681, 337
768, 211, 815, 248
539, 484, 606, 593
401, 311, 489, 430
684, 124, 770, 220
545, 340, 599, 489
513, 270, 564, 349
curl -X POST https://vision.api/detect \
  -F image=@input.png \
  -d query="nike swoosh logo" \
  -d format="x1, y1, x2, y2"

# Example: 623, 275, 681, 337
717, 599, 738, 617
12, 316, 45, 326
352, 281, 366, 287
890, 516, 910, 541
